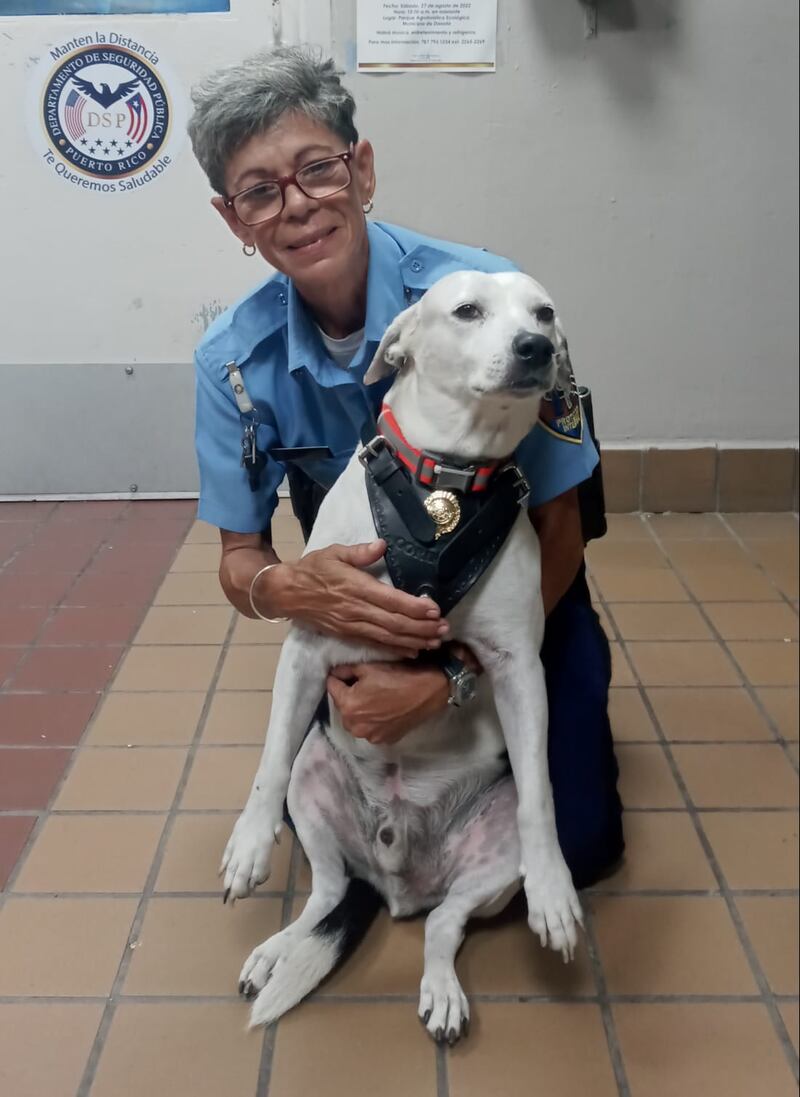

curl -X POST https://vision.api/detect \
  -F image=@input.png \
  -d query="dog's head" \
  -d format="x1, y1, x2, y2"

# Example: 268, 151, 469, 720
364, 270, 572, 404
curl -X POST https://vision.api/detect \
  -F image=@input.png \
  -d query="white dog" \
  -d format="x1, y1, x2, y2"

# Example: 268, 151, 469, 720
222, 270, 583, 1042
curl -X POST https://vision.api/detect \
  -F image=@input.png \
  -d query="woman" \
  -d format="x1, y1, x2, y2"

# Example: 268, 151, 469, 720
188, 46, 623, 888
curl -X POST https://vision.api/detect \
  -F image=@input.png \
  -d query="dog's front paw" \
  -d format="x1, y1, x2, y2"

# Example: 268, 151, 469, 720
523, 853, 583, 961
220, 807, 283, 902
418, 967, 470, 1045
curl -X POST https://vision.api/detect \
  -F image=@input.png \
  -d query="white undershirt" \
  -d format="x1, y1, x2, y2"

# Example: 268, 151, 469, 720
316, 325, 365, 371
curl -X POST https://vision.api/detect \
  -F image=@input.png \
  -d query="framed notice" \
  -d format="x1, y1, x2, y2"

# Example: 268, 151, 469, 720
0, 1, 229, 14
357, 0, 497, 72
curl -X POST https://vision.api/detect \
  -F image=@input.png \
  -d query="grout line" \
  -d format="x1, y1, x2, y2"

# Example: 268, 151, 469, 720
597, 528, 800, 1084
256, 838, 302, 1097
436, 1042, 449, 1097
74, 605, 239, 1097
583, 900, 632, 1097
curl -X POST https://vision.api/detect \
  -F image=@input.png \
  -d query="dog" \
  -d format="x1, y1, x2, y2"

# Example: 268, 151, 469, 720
221, 269, 583, 1042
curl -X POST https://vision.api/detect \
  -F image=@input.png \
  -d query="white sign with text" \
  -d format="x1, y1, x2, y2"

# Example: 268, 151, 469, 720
357, 0, 497, 72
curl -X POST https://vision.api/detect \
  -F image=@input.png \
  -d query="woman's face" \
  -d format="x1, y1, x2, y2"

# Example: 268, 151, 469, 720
213, 112, 375, 297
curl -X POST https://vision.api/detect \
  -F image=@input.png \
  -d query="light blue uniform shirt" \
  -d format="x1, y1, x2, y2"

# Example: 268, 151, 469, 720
194, 221, 598, 533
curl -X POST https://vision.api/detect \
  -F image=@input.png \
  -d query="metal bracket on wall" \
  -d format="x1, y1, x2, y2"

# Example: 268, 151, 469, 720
582, 0, 598, 39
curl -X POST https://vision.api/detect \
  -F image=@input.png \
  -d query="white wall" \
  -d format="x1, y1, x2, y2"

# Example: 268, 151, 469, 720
0, 0, 797, 494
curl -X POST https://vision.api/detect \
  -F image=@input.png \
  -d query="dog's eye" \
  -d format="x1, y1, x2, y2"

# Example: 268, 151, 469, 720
454, 303, 482, 321
536, 306, 555, 324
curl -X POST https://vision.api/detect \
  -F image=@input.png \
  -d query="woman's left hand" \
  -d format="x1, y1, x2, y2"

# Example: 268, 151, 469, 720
326, 660, 450, 746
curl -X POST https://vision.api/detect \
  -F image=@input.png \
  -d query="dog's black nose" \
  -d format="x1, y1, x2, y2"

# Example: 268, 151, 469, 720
512, 332, 554, 368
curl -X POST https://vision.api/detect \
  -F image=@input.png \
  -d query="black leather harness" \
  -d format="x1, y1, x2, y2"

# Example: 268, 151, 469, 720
358, 414, 530, 615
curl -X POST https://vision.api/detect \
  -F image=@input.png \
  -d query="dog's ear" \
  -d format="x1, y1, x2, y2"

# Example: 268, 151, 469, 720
363, 302, 420, 384
553, 317, 575, 395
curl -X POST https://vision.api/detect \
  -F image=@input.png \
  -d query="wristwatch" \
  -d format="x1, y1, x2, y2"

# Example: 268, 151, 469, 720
438, 651, 478, 707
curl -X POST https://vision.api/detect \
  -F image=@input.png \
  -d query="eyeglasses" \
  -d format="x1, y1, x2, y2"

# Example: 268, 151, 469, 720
224, 150, 354, 227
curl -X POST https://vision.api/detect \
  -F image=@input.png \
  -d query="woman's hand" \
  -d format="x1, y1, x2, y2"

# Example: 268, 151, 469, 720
274, 539, 450, 656
326, 660, 451, 745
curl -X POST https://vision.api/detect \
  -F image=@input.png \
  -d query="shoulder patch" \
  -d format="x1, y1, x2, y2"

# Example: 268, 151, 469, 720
538, 373, 583, 444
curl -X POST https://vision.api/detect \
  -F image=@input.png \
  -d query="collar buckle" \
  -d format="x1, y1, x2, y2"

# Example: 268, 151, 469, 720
429, 461, 477, 493
358, 434, 392, 468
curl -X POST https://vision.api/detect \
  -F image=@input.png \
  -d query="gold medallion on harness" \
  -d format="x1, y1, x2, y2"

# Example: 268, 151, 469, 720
424, 490, 461, 539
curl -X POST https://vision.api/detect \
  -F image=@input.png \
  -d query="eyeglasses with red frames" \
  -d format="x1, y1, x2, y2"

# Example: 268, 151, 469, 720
224, 149, 355, 227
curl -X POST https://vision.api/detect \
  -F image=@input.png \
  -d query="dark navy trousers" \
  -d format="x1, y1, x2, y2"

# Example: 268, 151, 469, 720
540, 564, 624, 889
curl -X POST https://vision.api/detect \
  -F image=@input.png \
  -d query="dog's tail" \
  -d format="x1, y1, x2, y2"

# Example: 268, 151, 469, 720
248, 878, 382, 1028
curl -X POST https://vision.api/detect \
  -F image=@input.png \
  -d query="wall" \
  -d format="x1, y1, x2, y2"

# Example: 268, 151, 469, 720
0, 0, 797, 496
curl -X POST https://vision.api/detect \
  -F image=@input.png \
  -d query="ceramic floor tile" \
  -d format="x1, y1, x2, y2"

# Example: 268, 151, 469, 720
647, 687, 772, 741
647, 513, 730, 540
0, 1003, 104, 1097
0, 645, 24, 685
608, 688, 658, 741
591, 566, 689, 602
448, 1003, 618, 1097
155, 813, 292, 893
703, 602, 799, 641
723, 514, 799, 540
9, 645, 123, 691
37, 606, 144, 645
727, 641, 799, 686
672, 744, 798, 808
183, 519, 219, 544
53, 747, 186, 810
587, 540, 668, 570
591, 896, 756, 995
154, 572, 229, 605
63, 570, 162, 607
84, 691, 205, 746
111, 645, 220, 691
215, 645, 282, 690
230, 613, 290, 644
90, 542, 178, 576
779, 1002, 799, 1056
201, 691, 271, 744
0, 816, 36, 889
0, 605, 49, 644
626, 642, 740, 687
616, 744, 684, 808
456, 902, 596, 997
609, 642, 636, 687
132, 605, 232, 645
0, 571, 75, 607
168, 543, 220, 572
701, 811, 799, 890
735, 896, 799, 995
315, 907, 424, 995
756, 688, 799, 739
269, 1003, 437, 1097
0, 692, 99, 746
593, 812, 715, 891
614, 1003, 797, 1097
608, 602, 712, 641
663, 541, 751, 569
179, 746, 261, 809
0, 748, 73, 810
90, 1003, 262, 1097
0, 897, 137, 995
122, 896, 281, 995
680, 564, 781, 602
13, 814, 165, 893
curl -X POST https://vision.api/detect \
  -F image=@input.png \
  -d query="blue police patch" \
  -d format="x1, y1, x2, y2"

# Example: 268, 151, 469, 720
42, 46, 169, 180
538, 374, 583, 444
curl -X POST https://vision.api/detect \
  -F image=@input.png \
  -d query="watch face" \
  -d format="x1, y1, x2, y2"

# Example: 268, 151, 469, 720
454, 670, 478, 705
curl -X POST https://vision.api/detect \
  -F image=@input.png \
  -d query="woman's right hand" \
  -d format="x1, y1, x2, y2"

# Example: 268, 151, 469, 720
270, 539, 449, 656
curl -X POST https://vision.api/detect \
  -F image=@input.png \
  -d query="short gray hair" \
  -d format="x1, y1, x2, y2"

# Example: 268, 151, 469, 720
188, 46, 359, 195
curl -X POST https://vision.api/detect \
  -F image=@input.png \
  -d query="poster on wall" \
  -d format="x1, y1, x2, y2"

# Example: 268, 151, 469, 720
357, 0, 497, 72
0, 2, 229, 14
28, 31, 186, 194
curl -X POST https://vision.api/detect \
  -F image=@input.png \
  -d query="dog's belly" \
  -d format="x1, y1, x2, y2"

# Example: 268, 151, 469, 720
288, 724, 519, 919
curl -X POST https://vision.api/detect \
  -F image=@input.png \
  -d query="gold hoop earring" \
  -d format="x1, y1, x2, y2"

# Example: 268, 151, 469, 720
242, 243, 256, 257
362, 198, 374, 215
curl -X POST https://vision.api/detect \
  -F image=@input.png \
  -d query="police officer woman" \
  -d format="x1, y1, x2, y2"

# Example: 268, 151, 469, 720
187, 47, 623, 888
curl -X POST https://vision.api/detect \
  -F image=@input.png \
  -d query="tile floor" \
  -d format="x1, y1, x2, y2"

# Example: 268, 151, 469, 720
0, 501, 798, 1097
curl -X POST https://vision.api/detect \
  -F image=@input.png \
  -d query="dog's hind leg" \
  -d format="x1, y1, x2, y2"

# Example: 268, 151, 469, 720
244, 729, 381, 1027
222, 631, 331, 900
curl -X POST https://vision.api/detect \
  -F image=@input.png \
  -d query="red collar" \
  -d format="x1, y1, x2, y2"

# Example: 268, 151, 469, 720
377, 404, 504, 494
